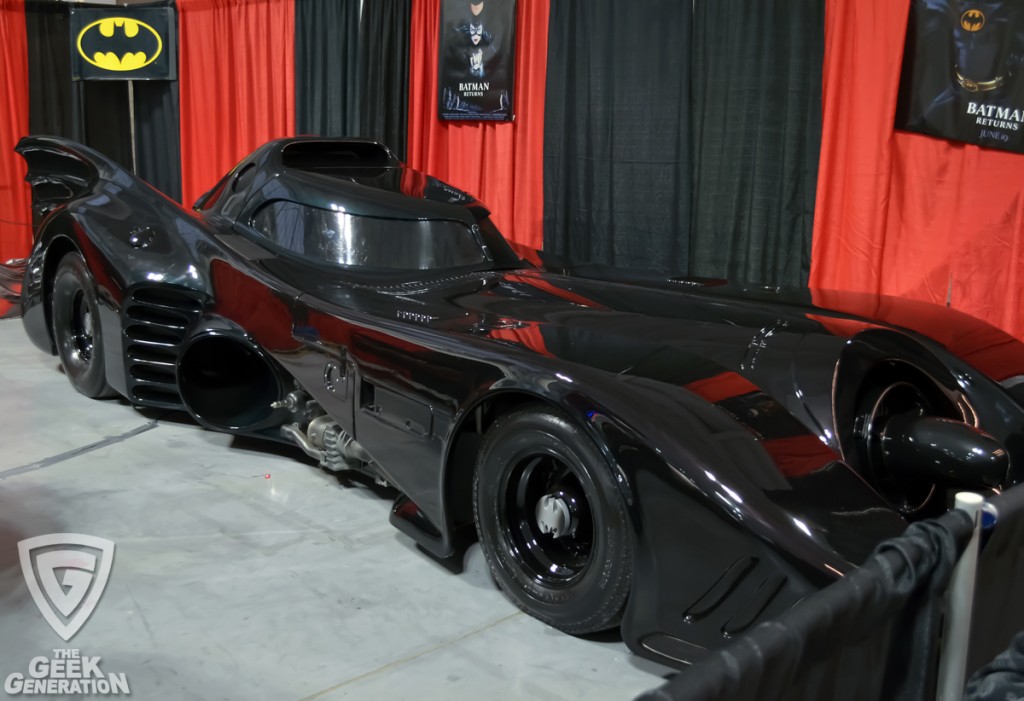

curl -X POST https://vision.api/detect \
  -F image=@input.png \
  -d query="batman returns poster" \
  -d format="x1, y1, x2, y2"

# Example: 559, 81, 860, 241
439, 0, 516, 121
896, 0, 1024, 154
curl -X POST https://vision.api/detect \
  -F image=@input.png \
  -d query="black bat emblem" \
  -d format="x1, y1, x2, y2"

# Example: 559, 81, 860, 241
961, 9, 985, 31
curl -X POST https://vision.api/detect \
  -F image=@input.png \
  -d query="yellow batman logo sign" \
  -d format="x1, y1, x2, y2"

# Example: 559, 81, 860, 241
76, 17, 163, 72
961, 9, 985, 32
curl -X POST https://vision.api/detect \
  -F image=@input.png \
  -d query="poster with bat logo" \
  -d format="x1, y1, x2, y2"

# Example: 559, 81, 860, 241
438, 0, 517, 121
70, 7, 176, 81
896, 0, 1024, 154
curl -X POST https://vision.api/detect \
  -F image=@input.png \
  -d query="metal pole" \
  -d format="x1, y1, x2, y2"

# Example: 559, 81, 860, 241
128, 80, 138, 174
936, 491, 985, 701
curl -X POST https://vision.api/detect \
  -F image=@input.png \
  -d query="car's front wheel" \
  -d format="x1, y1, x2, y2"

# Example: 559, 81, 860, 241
51, 251, 115, 398
473, 405, 632, 634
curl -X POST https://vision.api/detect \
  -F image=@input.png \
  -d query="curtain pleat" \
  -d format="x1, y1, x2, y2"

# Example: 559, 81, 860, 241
25, 1, 79, 140
80, 81, 133, 169
407, 0, 548, 249
542, 0, 690, 274
0, 0, 31, 263
296, 0, 360, 137
134, 78, 183, 201
689, 0, 824, 287
178, 0, 295, 209
358, 0, 411, 159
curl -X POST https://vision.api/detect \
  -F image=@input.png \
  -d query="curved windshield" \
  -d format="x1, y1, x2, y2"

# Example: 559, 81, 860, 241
251, 200, 488, 271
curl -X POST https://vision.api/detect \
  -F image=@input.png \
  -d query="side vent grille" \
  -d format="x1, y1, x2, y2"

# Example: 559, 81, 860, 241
122, 286, 205, 409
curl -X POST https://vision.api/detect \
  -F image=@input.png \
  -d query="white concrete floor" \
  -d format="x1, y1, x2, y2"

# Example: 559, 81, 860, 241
0, 319, 673, 700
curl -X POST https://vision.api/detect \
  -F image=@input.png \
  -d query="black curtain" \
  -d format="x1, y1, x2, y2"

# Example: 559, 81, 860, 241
133, 79, 182, 201
25, 0, 181, 200
26, 0, 84, 141
296, 0, 361, 138
81, 82, 132, 167
357, 0, 411, 159
689, 0, 824, 287
542, 0, 691, 275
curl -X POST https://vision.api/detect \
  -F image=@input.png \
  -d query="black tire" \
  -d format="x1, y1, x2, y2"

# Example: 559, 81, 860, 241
473, 405, 633, 634
51, 252, 115, 398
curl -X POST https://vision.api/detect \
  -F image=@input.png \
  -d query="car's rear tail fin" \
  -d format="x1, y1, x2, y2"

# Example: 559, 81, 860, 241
16, 137, 106, 223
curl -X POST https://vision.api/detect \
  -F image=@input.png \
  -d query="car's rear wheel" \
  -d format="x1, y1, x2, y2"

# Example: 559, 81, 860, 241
51, 251, 115, 398
473, 405, 632, 634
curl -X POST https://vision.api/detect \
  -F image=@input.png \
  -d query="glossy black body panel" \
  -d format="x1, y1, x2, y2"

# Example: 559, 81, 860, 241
17, 136, 1024, 667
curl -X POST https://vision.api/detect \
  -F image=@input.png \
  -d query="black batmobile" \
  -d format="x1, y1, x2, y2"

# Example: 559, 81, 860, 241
15, 136, 1024, 668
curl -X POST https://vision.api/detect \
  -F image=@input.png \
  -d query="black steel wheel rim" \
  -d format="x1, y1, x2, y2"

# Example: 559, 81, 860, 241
69, 290, 94, 362
498, 452, 595, 588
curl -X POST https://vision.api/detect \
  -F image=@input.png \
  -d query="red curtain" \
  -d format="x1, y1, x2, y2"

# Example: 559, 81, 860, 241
0, 0, 30, 262
406, 0, 549, 249
178, 0, 295, 209
811, 0, 1024, 340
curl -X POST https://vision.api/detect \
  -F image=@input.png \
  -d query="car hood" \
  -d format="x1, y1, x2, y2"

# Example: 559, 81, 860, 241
284, 262, 1024, 392
261, 255, 1024, 450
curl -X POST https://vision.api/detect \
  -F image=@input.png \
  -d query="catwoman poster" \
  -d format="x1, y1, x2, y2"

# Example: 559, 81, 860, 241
438, 0, 516, 121
897, 0, 1024, 153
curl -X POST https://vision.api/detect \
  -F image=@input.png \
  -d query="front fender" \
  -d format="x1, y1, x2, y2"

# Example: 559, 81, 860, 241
529, 367, 907, 664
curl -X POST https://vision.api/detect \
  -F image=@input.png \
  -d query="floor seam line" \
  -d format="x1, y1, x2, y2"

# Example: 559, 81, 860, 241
0, 420, 160, 480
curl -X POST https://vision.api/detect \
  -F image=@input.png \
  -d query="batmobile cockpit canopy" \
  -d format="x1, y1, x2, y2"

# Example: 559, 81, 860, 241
249, 199, 490, 272
193, 137, 525, 275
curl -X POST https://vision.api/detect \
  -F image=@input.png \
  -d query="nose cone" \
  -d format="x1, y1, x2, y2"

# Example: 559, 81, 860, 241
881, 415, 1009, 489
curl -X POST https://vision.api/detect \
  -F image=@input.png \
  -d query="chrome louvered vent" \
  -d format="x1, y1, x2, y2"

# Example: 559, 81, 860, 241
122, 286, 205, 408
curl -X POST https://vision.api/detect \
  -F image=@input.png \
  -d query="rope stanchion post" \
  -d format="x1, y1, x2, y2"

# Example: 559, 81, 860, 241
937, 492, 986, 701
